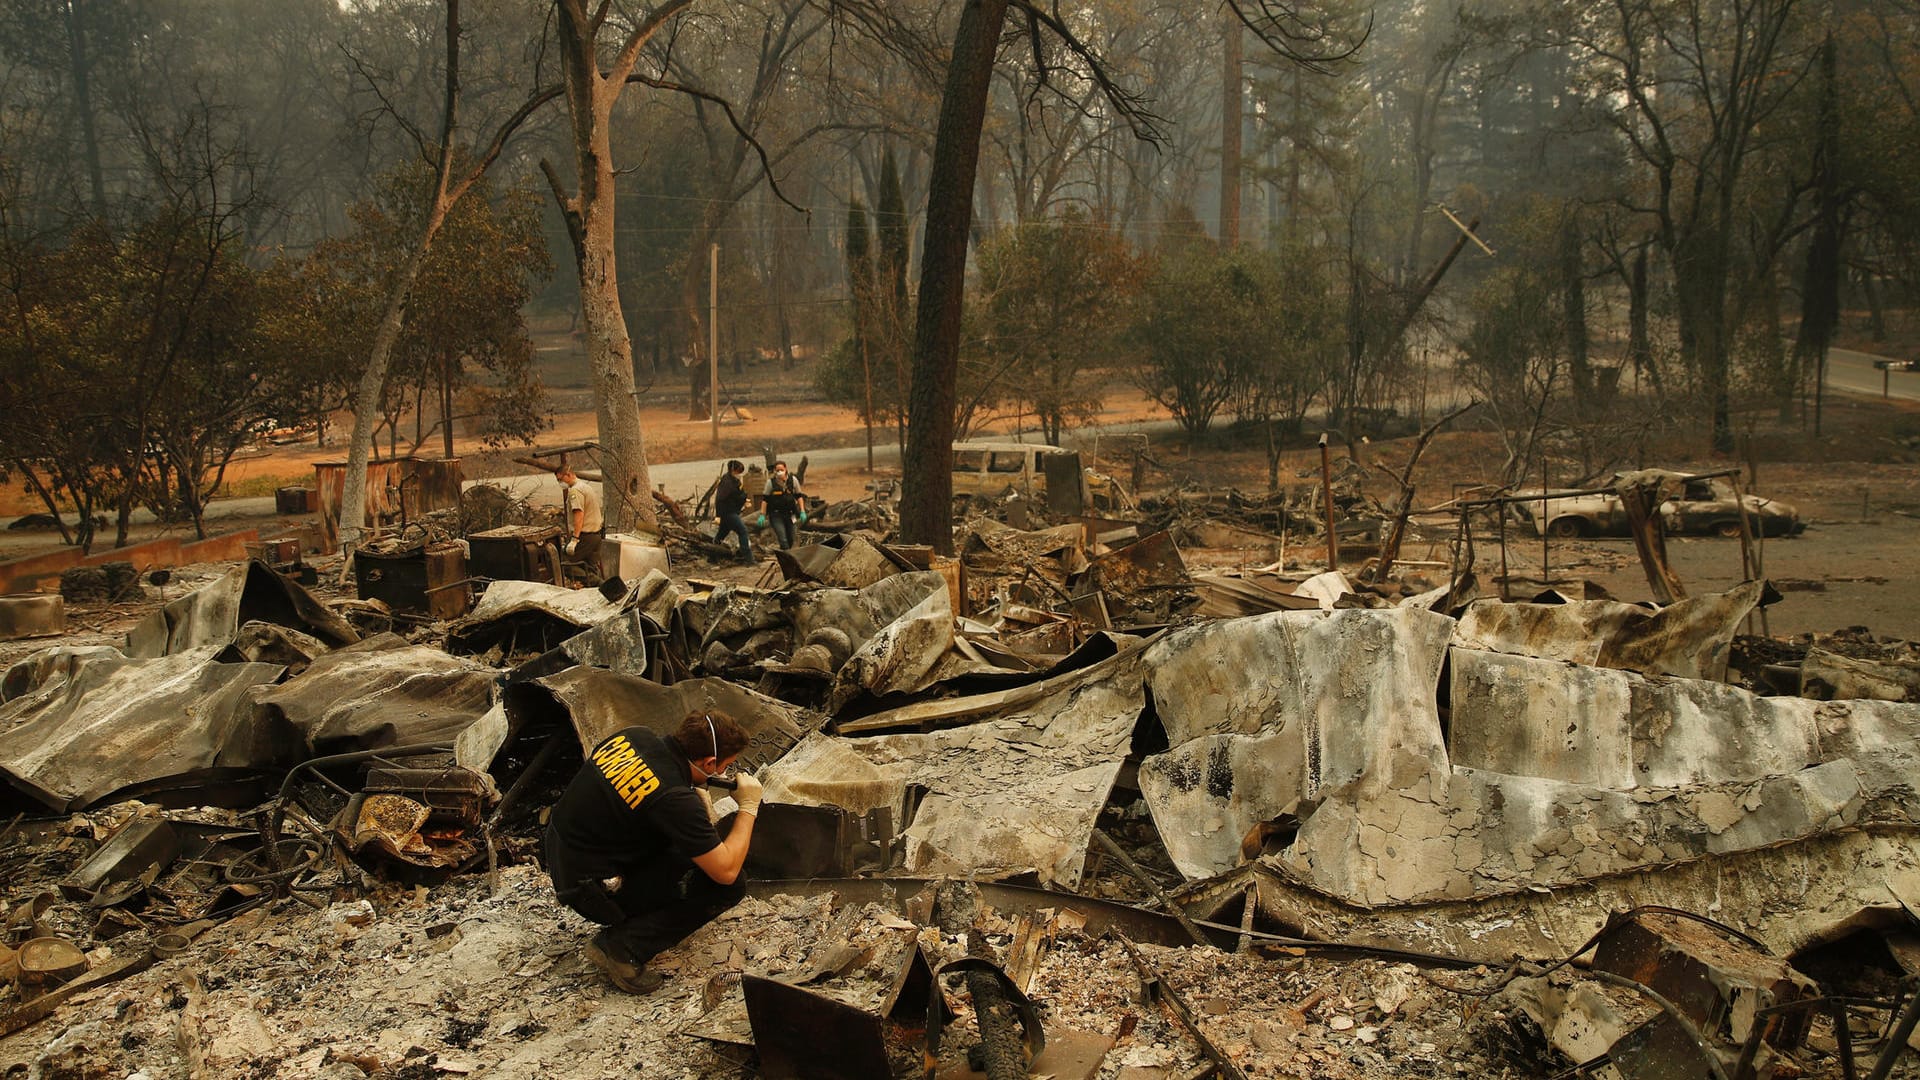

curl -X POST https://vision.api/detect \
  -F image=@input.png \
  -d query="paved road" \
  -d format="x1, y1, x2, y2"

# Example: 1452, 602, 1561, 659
1828, 347, 1920, 402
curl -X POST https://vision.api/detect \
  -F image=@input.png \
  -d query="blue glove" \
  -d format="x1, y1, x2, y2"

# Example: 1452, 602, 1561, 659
755, 513, 767, 528
798, 510, 808, 524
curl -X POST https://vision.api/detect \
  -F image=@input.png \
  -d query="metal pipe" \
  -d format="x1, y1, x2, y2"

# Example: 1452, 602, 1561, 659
1867, 979, 1920, 1080
1092, 829, 1209, 947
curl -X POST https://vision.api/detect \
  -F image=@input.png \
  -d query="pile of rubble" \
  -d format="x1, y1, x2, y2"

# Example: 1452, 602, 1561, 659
3, 479, 1920, 1078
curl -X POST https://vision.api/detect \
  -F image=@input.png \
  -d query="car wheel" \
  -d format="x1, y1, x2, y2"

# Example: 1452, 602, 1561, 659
1712, 520, 1743, 539
1547, 517, 1586, 539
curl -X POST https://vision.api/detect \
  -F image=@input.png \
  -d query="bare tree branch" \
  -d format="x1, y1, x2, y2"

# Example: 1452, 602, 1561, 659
623, 72, 807, 214
340, 45, 432, 166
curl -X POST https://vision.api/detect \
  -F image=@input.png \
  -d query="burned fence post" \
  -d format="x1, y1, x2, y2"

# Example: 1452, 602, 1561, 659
1318, 433, 1338, 571
1616, 472, 1687, 604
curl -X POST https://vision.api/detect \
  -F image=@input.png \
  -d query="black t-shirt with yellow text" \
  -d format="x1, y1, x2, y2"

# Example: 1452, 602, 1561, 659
549, 726, 721, 877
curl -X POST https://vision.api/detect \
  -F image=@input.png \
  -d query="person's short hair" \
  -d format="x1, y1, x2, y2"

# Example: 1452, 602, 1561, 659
727, 459, 744, 474
670, 710, 750, 762
556, 466, 575, 482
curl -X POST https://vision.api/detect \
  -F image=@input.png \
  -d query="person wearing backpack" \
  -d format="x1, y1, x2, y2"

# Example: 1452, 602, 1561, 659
758, 460, 808, 550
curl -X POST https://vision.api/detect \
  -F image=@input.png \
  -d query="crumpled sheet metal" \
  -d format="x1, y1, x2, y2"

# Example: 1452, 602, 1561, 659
1089, 530, 1188, 594
124, 560, 358, 659
1445, 648, 1920, 790
496, 668, 819, 775
228, 621, 331, 679
0, 647, 285, 810
250, 634, 496, 755
1277, 745, 1919, 907
1450, 648, 1920, 791
961, 520, 1087, 575
1177, 826, 1920, 966
444, 579, 624, 655
555, 609, 655, 679
1132, 608, 1454, 880
1801, 646, 1920, 702
823, 572, 954, 713
2, 645, 125, 704
1450, 579, 1763, 680
762, 642, 1149, 887
817, 533, 912, 590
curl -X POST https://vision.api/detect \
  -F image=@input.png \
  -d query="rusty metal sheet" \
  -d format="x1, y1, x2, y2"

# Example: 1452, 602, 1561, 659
1189, 572, 1323, 618
740, 975, 893, 1080
124, 561, 358, 659
1592, 911, 1816, 1049
0, 595, 64, 642
342, 792, 477, 871
1451, 580, 1763, 680
314, 456, 463, 551
353, 541, 471, 619
59, 817, 181, 901
1089, 530, 1188, 594
0, 647, 284, 810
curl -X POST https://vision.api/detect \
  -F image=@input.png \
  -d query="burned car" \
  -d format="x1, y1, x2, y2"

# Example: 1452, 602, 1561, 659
1515, 474, 1804, 538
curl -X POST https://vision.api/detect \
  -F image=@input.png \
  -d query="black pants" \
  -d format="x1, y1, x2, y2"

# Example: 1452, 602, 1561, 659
544, 825, 745, 967
768, 511, 797, 549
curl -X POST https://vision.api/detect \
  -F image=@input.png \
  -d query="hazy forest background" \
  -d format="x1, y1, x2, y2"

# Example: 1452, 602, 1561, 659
1, 0, 1916, 552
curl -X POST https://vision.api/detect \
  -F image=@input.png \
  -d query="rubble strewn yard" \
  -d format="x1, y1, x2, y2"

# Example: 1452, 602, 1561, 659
5, 438, 1920, 1080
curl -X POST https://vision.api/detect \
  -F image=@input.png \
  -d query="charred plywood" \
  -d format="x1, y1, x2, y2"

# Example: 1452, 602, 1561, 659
1451, 580, 1763, 680
0, 647, 284, 810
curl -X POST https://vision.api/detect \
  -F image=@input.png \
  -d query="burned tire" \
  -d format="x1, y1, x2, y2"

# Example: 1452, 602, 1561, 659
1713, 520, 1744, 539
1546, 517, 1586, 539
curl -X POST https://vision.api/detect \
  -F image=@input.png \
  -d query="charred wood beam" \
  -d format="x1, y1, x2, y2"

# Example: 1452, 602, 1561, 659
1116, 932, 1250, 1080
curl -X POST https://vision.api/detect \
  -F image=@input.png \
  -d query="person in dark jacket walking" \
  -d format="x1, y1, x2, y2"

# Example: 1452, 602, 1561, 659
713, 459, 752, 563
544, 711, 762, 994
758, 460, 807, 550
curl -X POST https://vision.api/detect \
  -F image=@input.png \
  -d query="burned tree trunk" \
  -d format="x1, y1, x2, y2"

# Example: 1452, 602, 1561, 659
897, 0, 1011, 553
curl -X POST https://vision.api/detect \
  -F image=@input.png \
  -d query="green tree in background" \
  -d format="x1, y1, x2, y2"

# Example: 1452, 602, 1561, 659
972, 210, 1143, 446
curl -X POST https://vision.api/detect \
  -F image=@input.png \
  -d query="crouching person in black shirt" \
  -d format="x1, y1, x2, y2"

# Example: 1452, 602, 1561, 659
544, 710, 762, 994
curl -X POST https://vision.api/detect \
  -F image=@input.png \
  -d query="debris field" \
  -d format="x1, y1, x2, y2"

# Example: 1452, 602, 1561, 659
3, 459, 1920, 1080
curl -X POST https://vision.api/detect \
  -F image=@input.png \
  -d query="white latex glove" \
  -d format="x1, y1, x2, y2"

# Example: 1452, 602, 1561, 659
563, 537, 578, 556
732, 772, 763, 816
